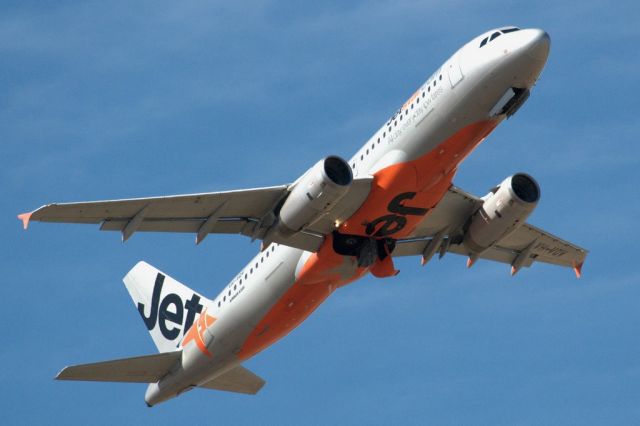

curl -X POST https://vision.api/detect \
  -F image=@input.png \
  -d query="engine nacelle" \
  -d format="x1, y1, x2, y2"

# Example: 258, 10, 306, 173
278, 156, 353, 233
463, 173, 540, 253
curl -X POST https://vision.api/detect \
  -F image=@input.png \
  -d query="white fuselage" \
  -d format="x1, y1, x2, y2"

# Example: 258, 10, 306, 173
145, 27, 551, 406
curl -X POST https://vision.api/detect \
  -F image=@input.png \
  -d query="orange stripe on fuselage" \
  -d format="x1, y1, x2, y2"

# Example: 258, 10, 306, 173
238, 234, 367, 360
182, 309, 216, 357
339, 119, 497, 238
238, 119, 498, 360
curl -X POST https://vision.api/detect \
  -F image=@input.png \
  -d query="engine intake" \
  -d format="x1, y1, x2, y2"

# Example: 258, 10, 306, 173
278, 156, 353, 233
463, 173, 540, 253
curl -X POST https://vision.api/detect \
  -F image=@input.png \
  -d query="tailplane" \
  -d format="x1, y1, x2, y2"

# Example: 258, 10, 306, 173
56, 351, 181, 383
123, 261, 213, 353
200, 365, 265, 394
56, 353, 266, 395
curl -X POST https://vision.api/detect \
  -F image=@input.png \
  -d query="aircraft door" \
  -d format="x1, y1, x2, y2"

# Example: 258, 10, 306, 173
448, 56, 464, 88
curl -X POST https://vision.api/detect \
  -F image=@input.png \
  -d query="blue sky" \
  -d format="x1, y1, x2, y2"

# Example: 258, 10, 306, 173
2, 1, 639, 424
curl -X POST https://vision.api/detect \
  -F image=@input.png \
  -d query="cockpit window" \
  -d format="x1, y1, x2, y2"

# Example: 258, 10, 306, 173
480, 28, 521, 48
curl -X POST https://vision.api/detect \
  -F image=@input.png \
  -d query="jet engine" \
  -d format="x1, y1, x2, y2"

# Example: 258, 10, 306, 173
278, 156, 353, 234
463, 173, 540, 253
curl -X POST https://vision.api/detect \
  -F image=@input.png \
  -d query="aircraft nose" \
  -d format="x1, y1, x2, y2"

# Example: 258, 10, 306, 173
523, 29, 550, 61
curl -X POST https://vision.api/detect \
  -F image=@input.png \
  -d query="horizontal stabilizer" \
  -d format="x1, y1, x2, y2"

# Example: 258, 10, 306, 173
199, 365, 265, 395
56, 350, 181, 383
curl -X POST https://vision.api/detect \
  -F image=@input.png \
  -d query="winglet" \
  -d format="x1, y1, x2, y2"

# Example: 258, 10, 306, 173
573, 261, 584, 279
17, 212, 33, 230
466, 254, 478, 269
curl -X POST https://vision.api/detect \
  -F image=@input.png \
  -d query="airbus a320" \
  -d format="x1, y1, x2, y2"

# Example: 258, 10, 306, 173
19, 27, 587, 406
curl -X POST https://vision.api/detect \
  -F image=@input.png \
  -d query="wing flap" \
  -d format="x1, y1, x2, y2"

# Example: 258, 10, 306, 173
55, 351, 181, 383
199, 365, 265, 395
99, 217, 250, 234
497, 223, 587, 266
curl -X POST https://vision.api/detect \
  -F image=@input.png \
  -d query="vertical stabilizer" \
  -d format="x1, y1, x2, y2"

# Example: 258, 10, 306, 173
123, 261, 212, 353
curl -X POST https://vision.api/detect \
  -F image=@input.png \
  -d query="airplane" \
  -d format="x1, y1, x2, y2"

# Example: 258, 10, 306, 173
18, 26, 588, 407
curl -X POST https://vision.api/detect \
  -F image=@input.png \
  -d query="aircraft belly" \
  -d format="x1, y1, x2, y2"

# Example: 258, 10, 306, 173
340, 119, 498, 240
237, 234, 365, 360
232, 122, 501, 361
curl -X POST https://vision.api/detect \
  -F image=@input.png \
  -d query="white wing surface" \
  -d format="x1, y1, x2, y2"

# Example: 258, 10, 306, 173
20, 185, 325, 251
394, 186, 588, 277
22, 185, 286, 238
20, 176, 374, 253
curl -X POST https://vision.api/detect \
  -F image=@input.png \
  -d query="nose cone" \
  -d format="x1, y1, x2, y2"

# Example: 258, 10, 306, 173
523, 29, 551, 61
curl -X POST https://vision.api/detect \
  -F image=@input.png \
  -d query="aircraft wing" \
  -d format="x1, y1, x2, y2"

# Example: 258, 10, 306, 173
19, 177, 374, 253
19, 185, 324, 251
393, 186, 588, 277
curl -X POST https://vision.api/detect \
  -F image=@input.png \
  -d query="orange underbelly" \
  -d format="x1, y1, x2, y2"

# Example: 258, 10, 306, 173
340, 119, 497, 239
239, 119, 498, 360
238, 235, 366, 360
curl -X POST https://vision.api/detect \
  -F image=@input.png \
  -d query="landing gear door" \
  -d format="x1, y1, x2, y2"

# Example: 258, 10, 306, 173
448, 56, 463, 88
